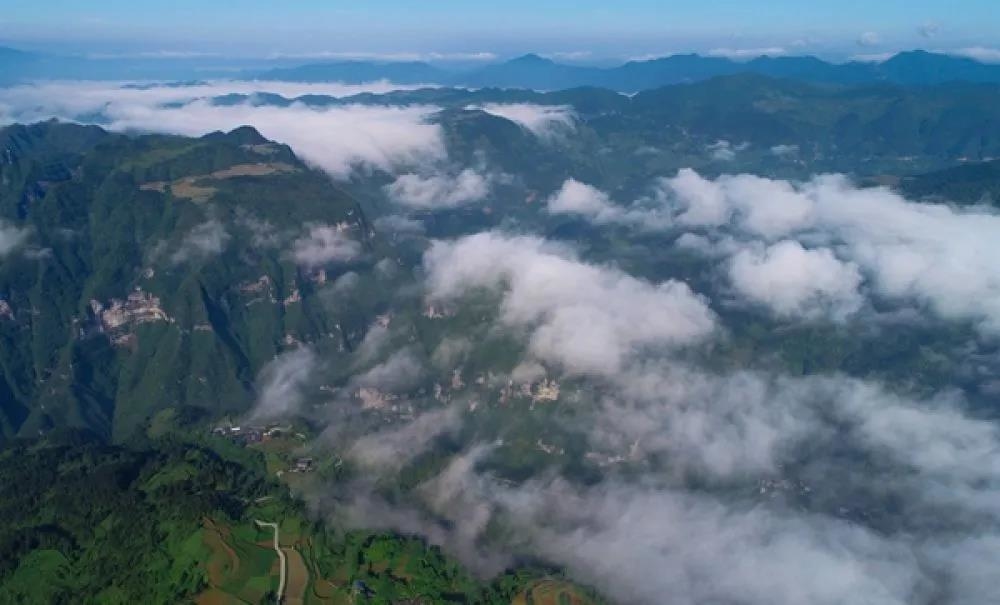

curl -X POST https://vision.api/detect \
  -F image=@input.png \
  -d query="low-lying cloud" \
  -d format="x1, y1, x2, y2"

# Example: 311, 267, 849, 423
0, 221, 30, 258
170, 219, 230, 264
386, 168, 492, 208
473, 103, 575, 139
0, 81, 447, 178
292, 224, 362, 267
250, 347, 318, 421
423, 231, 716, 375
661, 170, 1000, 331
729, 240, 864, 320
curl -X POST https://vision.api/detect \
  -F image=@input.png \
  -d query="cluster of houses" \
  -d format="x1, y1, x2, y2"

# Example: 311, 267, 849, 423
210, 423, 315, 473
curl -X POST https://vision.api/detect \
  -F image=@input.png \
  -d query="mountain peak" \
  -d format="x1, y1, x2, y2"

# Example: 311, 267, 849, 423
508, 53, 554, 65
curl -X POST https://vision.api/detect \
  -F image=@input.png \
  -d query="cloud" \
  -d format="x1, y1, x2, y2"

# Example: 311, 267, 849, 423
472, 103, 575, 139
706, 47, 787, 60
857, 31, 882, 47
493, 478, 925, 605
661, 168, 813, 236
662, 170, 1000, 332
0, 221, 30, 257
918, 22, 941, 39
707, 139, 747, 161
350, 347, 426, 393
850, 52, 896, 63
385, 168, 491, 209
249, 347, 318, 421
546, 178, 672, 229
541, 51, 593, 61
546, 178, 619, 221
770, 144, 799, 156
265, 51, 497, 62
170, 219, 230, 263
332, 365, 1000, 605
728, 240, 864, 320
423, 232, 716, 375
948, 47, 1000, 64
347, 406, 462, 473
292, 224, 362, 267
0, 81, 446, 178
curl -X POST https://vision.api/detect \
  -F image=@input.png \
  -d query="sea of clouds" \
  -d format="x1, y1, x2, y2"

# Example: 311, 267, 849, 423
4, 77, 1000, 604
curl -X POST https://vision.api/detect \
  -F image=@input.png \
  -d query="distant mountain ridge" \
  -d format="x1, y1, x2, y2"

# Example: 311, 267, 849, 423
3, 45, 1000, 91
253, 50, 1000, 91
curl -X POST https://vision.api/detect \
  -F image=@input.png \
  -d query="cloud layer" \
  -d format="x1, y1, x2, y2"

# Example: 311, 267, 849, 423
0, 81, 446, 178
473, 103, 576, 139
424, 231, 716, 375
386, 168, 491, 208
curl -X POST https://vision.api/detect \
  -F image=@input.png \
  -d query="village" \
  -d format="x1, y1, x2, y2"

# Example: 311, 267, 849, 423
210, 423, 316, 474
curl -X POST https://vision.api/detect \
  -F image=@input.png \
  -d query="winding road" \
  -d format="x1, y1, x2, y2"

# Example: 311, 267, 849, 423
255, 520, 287, 603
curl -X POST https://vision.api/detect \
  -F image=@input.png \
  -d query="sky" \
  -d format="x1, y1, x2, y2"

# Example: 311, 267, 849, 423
1, 0, 998, 62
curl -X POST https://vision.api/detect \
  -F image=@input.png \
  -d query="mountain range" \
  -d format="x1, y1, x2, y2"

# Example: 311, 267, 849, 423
253, 50, 1000, 90
5, 45, 1000, 91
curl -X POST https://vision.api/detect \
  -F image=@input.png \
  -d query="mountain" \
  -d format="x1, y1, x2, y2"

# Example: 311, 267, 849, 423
457, 53, 605, 90
305, 50, 1000, 92
0, 121, 399, 442
455, 51, 1000, 91
901, 158, 1000, 204
254, 60, 451, 84
0, 428, 605, 604
877, 49, 1000, 85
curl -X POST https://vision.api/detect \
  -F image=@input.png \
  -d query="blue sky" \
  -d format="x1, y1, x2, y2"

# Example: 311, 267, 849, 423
1, 0, 998, 61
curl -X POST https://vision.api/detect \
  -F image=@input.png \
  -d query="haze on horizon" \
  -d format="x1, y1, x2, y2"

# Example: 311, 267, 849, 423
2, 0, 999, 64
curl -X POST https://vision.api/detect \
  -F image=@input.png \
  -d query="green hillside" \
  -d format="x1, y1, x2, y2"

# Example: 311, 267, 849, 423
0, 122, 393, 442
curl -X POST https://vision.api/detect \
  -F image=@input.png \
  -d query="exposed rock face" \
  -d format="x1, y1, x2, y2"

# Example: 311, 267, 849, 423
90, 289, 171, 341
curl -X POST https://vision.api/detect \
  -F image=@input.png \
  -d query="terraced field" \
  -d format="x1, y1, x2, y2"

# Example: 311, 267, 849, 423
197, 518, 280, 604
513, 579, 603, 605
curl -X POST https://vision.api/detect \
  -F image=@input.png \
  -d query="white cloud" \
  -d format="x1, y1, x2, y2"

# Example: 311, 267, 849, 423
342, 366, 1000, 605
249, 347, 318, 421
662, 168, 814, 237
351, 347, 426, 393
850, 52, 896, 63
0, 221, 30, 257
265, 50, 497, 62
729, 240, 864, 320
948, 47, 1000, 64
472, 103, 575, 139
423, 232, 716, 375
0, 81, 447, 178
770, 144, 799, 156
918, 22, 941, 39
546, 178, 617, 219
386, 168, 491, 208
494, 479, 923, 605
292, 224, 362, 267
170, 219, 230, 264
348, 406, 462, 472
662, 170, 1000, 331
706, 47, 787, 60
707, 139, 748, 162
547, 178, 672, 229
857, 32, 882, 47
